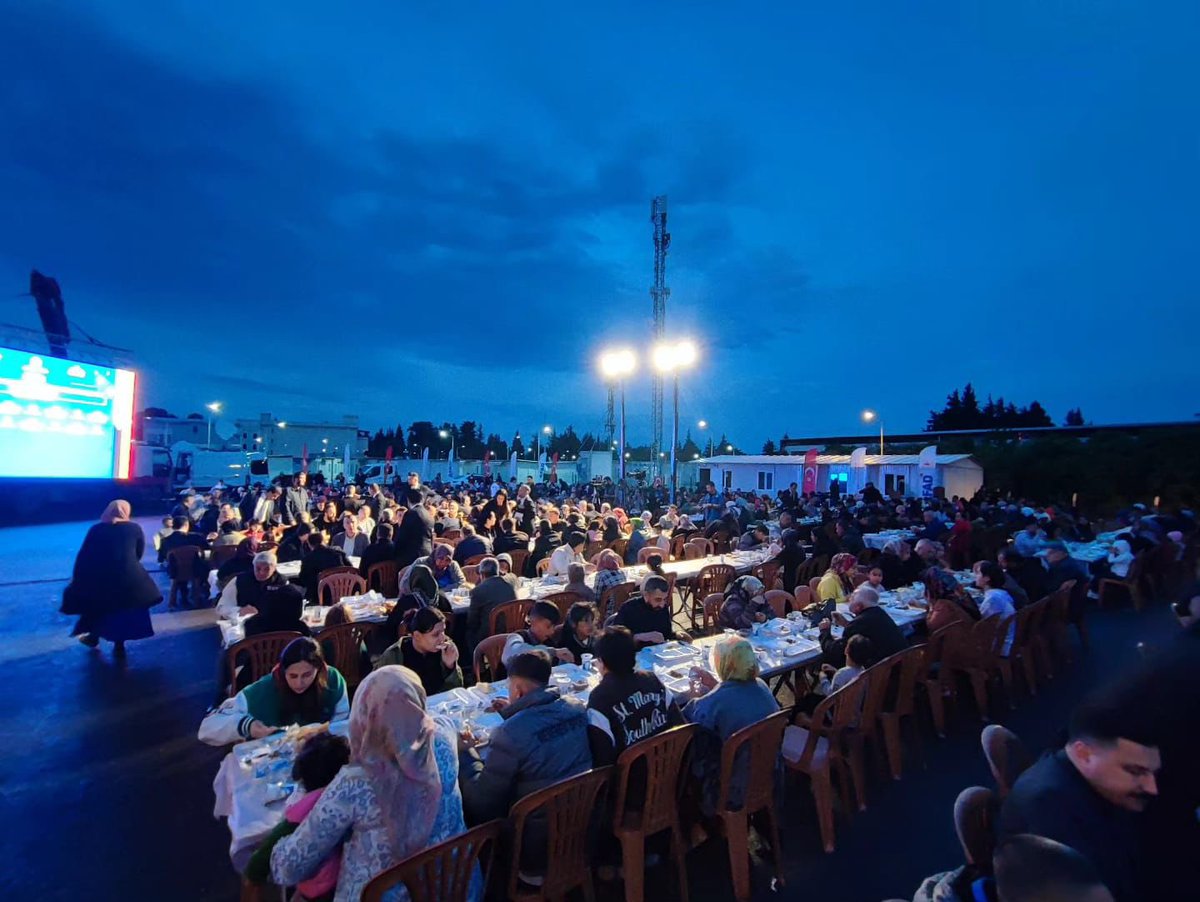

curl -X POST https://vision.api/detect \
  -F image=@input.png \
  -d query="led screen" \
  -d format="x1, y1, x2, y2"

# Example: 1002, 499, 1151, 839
0, 346, 135, 479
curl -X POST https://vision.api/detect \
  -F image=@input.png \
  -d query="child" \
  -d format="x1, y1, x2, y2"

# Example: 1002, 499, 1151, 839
502, 600, 574, 667
865, 566, 886, 593
817, 634, 875, 695
554, 601, 598, 664
245, 731, 350, 902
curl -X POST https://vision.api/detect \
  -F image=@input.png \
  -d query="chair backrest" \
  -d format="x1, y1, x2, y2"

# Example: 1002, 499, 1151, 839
441, 528, 463, 542
210, 543, 239, 568
764, 589, 793, 620
489, 599, 533, 637
806, 670, 871, 746
944, 615, 1005, 669
682, 542, 706, 561
688, 537, 715, 557
366, 560, 398, 595
317, 567, 366, 605
507, 767, 614, 901
473, 633, 511, 682
362, 819, 502, 902
536, 558, 552, 576
752, 559, 782, 590
717, 709, 790, 813
860, 651, 903, 732
506, 549, 530, 576
981, 724, 1032, 800
702, 592, 723, 633
462, 565, 481, 586
608, 538, 629, 560
849, 572, 870, 588
545, 591, 584, 618
791, 585, 813, 610
796, 556, 827, 587
1047, 580, 1076, 625
166, 545, 201, 580
710, 534, 733, 554
319, 621, 377, 692
225, 630, 303, 697
597, 583, 634, 619
463, 553, 488, 566
808, 576, 823, 598
889, 644, 927, 717
694, 563, 737, 600
953, 786, 999, 869
613, 724, 698, 836
638, 546, 661, 565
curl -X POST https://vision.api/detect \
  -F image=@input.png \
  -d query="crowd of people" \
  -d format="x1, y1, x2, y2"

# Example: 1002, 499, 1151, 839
58, 467, 1198, 900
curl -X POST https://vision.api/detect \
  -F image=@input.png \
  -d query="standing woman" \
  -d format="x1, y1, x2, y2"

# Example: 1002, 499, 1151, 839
62, 500, 161, 658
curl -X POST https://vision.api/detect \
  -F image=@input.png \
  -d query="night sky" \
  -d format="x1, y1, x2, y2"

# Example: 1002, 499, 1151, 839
1, 2, 1196, 448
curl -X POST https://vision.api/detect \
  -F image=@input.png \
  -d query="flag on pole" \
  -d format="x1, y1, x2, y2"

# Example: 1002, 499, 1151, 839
918, 445, 937, 498
447, 444, 455, 478
549, 452, 559, 484
849, 446, 867, 494
343, 443, 351, 480
538, 450, 547, 478
421, 446, 430, 481
483, 450, 492, 478
301, 443, 309, 474
385, 444, 393, 481
509, 451, 518, 480
801, 448, 819, 494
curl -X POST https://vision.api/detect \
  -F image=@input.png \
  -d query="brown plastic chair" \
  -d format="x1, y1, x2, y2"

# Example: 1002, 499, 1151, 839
715, 709, 790, 901
701, 592, 723, 634
535, 558, 552, 576
362, 819, 502, 902
850, 651, 907, 802
472, 633, 511, 682
165, 545, 206, 608
462, 565, 481, 586
506, 548, 530, 577
687, 536, 715, 558
752, 559, 782, 590
1098, 551, 1148, 611
783, 674, 870, 852
710, 534, 733, 554
791, 586, 813, 610
808, 576, 823, 600
489, 599, 533, 637
879, 645, 928, 780
365, 560, 398, 595
764, 590, 793, 620
612, 724, 698, 902
682, 542, 707, 561
319, 621, 377, 693
441, 528, 463, 542
597, 582, 634, 619
608, 538, 629, 561
462, 553, 488, 567
954, 786, 999, 869
638, 546, 665, 565
506, 767, 613, 901
225, 630, 303, 697
919, 622, 966, 737
685, 563, 736, 630
981, 724, 1032, 800
209, 543, 239, 569
544, 591, 585, 619
316, 566, 366, 606
940, 615, 1011, 722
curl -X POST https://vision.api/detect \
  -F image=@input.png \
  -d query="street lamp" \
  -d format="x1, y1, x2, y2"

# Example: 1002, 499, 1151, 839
206, 401, 222, 449
600, 348, 637, 502
653, 339, 698, 504
862, 409, 884, 455
698, 419, 714, 458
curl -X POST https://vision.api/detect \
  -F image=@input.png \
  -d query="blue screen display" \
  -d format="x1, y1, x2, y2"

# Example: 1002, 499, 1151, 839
0, 347, 135, 479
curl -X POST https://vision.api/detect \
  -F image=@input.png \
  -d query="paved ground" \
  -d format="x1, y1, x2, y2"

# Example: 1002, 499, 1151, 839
0, 518, 1177, 901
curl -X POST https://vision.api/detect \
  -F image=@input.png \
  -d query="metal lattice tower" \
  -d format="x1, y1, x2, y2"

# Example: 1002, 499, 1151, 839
604, 385, 616, 447
649, 195, 670, 471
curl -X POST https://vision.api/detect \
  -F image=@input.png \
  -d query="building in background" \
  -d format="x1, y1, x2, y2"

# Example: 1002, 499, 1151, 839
232, 413, 368, 459
143, 415, 228, 449
697, 453, 984, 499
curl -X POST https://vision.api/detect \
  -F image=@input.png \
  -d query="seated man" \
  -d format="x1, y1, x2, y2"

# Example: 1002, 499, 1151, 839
586, 626, 681, 765
453, 523, 492, 563
501, 600, 574, 668
466, 557, 517, 654
356, 522, 395, 579
495, 553, 521, 591
492, 518, 529, 555
297, 532, 351, 604
818, 584, 907, 666
999, 697, 1160, 901
329, 513, 369, 559
215, 550, 308, 636
610, 574, 692, 646
458, 650, 592, 824
157, 515, 210, 563
737, 524, 770, 551
547, 530, 587, 577
993, 835, 1114, 902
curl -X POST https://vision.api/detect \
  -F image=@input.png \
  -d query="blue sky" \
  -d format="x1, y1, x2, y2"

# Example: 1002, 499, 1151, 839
1, 1, 1196, 448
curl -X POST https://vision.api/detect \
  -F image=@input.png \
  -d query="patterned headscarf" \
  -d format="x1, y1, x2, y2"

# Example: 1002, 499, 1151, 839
830, 552, 857, 574
922, 566, 961, 600
349, 666, 443, 862
101, 500, 132, 523
713, 635, 760, 682
596, 549, 622, 571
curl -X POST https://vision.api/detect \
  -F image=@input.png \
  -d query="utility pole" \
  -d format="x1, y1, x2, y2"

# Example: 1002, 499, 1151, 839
650, 195, 670, 478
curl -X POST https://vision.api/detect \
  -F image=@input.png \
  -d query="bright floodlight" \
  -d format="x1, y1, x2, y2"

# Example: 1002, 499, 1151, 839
653, 339, 699, 372
862, 409, 877, 422
698, 419, 708, 429
543, 425, 552, 434
207, 401, 222, 413
277, 421, 287, 429
439, 429, 449, 438
599, 348, 636, 378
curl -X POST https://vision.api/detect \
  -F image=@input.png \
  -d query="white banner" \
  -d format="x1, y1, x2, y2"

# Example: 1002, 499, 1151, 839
918, 445, 937, 499
849, 446, 867, 494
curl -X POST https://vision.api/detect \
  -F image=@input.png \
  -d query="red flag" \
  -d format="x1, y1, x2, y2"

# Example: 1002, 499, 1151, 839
301, 443, 309, 474
483, 449, 492, 478
801, 448, 818, 495
385, 444, 393, 477
549, 452, 559, 484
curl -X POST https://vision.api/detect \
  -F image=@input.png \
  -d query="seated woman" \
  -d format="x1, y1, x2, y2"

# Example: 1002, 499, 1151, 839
773, 528, 808, 593
816, 553, 857, 609
423, 544, 466, 591
199, 637, 349, 745
553, 601, 598, 664
717, 575, 772, 630
923, 566, 981, 633
682, 635, 780, 814
592, 549, 627, 609
375, 607, 463, 696
270, 666, 467, 902
563, 562, 597, 604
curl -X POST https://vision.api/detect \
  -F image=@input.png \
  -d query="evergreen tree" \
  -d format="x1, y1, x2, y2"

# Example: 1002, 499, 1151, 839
762, 439, 778, 454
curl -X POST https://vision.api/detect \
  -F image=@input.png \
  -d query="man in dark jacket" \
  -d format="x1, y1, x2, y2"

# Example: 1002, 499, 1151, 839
493, 519, 530, 555
459, 650, 591, 824
281, 472, 311, 526
611, 575, 692, 645
818, 585, 908, 666
297, 532, 351, 603
1040, 541, 1091, 621
466, 558, 517, 653
357, 523, 396, 580
452, 524, 492, 563
157, 516, 209, 563
513, 485, 537, 535
394, 488, 434, 569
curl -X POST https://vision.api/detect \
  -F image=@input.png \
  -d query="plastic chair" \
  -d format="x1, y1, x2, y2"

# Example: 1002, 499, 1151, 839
940, 615, 1011, 722
879, 645, 928, 780
608, 538, 629, 561
488, 599, 533, 637
319, 621, 378, 693
472, 633, 511, 682
597, 582, 634, 620
783, 676, 870, 852
954, 786, 999, 870
687, 537, 715, 558
544, 591, 584, 619
362, 819, 502, 902
638, 546, 664, 565
441, 528, 463, 543
752, 559, 782, 590
701, 592, 723, 634
506, 549, 530, 577
685, 563, 737, 631
506, 767, 613, 901
462, 553, 488, 567
225, 631, 303, 697
165, 545, 207, 608
764, 590, 793, 620
919, 623, 965, 737
791, 586, 813, 610
316, 567, 366, 606
612, 724, 698, 902
209, 543, 239, 569
365, 560, 398, 595
1099, 553, 1148, 610
535, 558, 551, 576
462, 565, 481, 586
981, 724, 1031, 800
715, 709, 790, 901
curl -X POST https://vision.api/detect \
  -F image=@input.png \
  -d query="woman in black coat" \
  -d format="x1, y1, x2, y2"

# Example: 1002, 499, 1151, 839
62, 500, 162, 657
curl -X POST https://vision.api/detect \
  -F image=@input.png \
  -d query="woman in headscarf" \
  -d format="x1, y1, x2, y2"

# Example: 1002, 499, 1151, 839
385, 563, 452, 645
682, 635, 780, 813
923, 566, 981, 633
271, 666, 467, 902
61, 500, 161, 658
200, 636, 348, 745
422, 544, 466, 591
816, 552, 857, 606
592, 548, 627, 608
717, 575, 772, 630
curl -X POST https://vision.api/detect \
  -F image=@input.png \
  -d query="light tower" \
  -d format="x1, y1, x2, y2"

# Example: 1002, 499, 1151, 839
649, 195, 670, 474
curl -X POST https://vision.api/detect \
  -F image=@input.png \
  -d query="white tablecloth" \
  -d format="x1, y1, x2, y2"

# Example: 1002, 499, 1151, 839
863, 530, 915, 550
